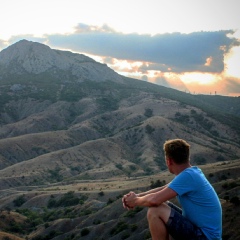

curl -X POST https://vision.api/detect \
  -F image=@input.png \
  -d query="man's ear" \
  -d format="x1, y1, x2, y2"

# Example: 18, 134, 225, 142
168, 158, 174, 165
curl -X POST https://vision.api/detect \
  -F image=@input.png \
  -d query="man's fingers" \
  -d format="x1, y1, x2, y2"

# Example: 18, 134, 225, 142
122, 197, 127, 208
122, 195, 130, 209
122, 192, 135, 209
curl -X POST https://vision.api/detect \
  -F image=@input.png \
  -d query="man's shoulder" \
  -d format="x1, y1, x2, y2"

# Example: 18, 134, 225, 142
184, 166, 202, 175
175, 167, 203, 183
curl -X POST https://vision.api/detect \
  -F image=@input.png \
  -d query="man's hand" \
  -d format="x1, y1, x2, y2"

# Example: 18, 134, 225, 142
122, 191, 138, 210
122, 192, 131, 209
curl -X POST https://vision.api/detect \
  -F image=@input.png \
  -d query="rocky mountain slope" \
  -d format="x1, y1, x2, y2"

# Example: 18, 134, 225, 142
0, 39, 123, 82
0, 39, 240, 239
0, 40, 240, 190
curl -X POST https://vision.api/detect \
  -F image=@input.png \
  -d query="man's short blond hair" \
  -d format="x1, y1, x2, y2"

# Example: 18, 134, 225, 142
163, 139, 190, 164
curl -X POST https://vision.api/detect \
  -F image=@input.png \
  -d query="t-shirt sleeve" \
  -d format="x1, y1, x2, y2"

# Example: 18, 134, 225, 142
168, 171, 195, 196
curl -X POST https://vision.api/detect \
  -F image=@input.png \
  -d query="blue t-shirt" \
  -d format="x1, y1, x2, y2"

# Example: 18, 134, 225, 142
168, 166, 222, 240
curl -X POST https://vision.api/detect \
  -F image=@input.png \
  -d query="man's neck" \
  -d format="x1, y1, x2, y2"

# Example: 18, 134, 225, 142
174, 163, 192, 175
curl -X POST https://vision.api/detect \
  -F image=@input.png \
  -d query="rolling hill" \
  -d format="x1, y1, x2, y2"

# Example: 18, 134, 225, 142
0, 40, 240, 239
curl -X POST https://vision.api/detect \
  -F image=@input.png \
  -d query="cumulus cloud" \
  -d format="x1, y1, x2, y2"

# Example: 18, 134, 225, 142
46, 24, 239, 73
1, 24, 239, 96
75, 23, 116, 33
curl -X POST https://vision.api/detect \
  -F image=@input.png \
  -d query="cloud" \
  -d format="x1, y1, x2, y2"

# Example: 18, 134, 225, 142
0, 39, 7, 49
102, 56, 116, 65
0, 35, 47, 51
1, 24, 239, 96
74, 23, 116, 34
139, 63, 170, 73
153, 74, 189, 92
46, 24, 239, 73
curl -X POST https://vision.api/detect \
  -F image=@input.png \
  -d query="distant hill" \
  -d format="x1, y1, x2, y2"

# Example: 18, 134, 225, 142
0, 39, 240, 240
0, 39, 240, 190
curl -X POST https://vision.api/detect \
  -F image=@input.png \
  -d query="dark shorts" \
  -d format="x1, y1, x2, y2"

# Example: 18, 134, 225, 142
166, 202, 208, 240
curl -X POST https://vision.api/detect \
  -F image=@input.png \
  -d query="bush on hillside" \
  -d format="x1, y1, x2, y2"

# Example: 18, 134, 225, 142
144, 108, 153, 117
81, 228, 90, 236
13, 195, 27, 207
110, 221, 128, 236
230, 196, 240, 206
150, 179, 166, 189
47, 191, 85, 208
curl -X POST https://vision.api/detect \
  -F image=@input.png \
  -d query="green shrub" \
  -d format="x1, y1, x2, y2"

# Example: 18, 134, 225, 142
81, 228, 90, 236
230, 196, 240, 206
107, 198, 114, 204
96, 96, 119, 111
144, 108, 153, 117
115, 163, 123, 170
144, 230, 151, 239
13, 195, 26, 207
93, 219, 101, 225
130, 224, 138, 231
209, 173, 214, 178
47, 191, 83, 208
98, 191, 104, 196
110, 221, 128, 235
145, 124, 155, 134
121, 232, 130, 239
124, 206, 144, 218
47, 196, 57, 208
174, 113, 190, 123
150, 179, 165, 189
57, 191, 80, 207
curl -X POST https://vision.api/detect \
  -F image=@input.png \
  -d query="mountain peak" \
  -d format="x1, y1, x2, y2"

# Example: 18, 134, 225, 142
0, 39, 122, 82
0, 39, 51, 67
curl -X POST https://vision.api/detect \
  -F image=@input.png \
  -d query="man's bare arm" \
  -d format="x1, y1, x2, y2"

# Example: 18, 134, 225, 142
137, 184, 168, 197
125, 187, 177, 208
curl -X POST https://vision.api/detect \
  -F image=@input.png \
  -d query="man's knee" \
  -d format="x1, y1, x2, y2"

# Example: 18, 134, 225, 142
147, 203, 171, 224
147, 206, 157, 221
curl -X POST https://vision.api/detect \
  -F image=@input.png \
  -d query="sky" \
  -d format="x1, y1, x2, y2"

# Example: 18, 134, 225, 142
0, 0, 240, 96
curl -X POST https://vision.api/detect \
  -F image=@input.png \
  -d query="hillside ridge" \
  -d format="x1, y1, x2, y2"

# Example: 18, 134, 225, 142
0, 40, 240, 187
0, 39, 240, 240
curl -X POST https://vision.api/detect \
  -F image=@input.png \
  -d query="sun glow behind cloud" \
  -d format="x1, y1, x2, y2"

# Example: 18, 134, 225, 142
107, 52, 240, 96
225, 46, 240, 78
180, 72, 218, 85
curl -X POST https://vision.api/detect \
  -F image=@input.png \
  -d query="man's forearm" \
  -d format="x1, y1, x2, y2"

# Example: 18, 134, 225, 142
137, 185, 167, 197
135, 193, 159, 207
126, 187, 177, 209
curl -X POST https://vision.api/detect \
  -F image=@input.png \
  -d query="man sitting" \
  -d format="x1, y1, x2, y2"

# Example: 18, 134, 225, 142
122, 139, 222, 240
